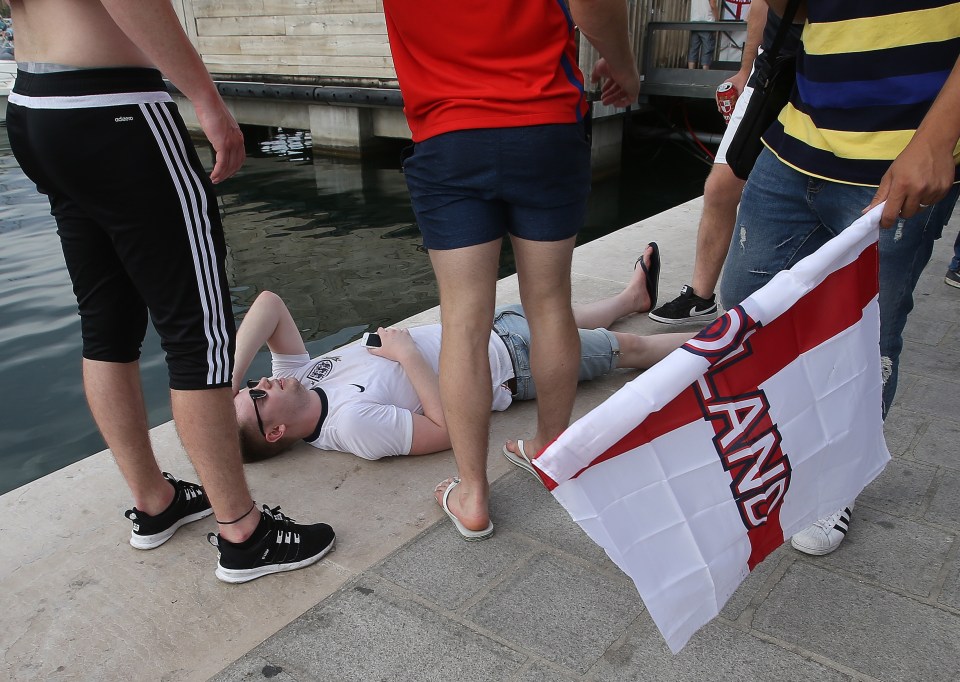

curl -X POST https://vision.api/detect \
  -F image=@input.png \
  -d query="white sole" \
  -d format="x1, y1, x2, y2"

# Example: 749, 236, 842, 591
789, 537, 841, 556
648, 311, 718, 325
214, 538, 336, 584
129, 508, 214, 550
438, 478, 494, 541
501, 441, 544, 488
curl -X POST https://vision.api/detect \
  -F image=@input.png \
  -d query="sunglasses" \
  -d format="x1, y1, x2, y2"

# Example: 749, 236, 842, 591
246, 379, 267, 437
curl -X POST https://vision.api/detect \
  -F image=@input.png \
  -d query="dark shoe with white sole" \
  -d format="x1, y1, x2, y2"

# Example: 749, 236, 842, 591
125, 472, 212, 550
208, 505, 335, 584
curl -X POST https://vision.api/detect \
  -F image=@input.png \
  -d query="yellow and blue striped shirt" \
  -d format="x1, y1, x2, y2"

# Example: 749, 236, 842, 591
762, 0, 960, 186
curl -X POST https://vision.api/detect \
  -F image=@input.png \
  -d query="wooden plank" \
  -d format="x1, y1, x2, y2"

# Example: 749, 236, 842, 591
193, 0, 264, 18
284, 13, 387, 36
203, 53, 394, 69
198, 34, 392, 57
197, 16, 286, 36
205, 59, 397, 79
193, 0, 379, 17
262, 0, 380, 15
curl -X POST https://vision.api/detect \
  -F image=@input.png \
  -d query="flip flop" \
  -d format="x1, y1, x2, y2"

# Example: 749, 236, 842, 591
502, 440, 543, 485
635, 241, 661, 312
436, 477, 494, 541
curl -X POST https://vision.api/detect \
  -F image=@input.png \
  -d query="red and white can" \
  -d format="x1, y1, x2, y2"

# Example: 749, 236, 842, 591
715, 82, 739, 124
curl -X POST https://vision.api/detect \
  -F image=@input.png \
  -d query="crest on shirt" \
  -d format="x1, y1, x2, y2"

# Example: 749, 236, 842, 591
306, 356, 340, 382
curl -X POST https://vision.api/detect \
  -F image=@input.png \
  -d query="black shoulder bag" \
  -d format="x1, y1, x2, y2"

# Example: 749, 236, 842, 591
725, 0, 802, 180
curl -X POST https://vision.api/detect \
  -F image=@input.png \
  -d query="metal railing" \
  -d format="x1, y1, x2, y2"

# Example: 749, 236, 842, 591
580, 0, 749, 113
639, 20, 746, 99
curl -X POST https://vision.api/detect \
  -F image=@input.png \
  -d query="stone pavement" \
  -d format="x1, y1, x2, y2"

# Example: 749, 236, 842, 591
212, 207, 960, 682
3, 199, 959, 681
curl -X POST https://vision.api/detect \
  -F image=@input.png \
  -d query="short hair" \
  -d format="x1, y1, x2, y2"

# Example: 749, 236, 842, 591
237, 416, 298, 463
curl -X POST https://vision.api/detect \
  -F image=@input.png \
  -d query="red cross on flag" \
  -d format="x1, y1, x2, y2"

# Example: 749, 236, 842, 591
532, 206, 890, 652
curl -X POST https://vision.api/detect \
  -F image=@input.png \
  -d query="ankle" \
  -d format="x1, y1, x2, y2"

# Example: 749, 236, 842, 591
218, 504, 262, 543
134, 478, 176, 517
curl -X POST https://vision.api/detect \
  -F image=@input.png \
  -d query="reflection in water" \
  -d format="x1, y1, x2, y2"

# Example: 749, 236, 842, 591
0, 124, 708, 495
222, 129, 436, 355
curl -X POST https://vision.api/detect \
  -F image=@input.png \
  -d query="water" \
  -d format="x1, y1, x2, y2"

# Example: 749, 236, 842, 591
0, 123, 709, 495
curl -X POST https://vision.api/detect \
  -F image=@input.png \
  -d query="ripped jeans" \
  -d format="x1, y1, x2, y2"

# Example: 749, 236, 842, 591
720, 148, 960, 416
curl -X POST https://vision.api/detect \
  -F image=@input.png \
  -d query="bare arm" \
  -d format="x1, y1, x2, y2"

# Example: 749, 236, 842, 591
367, 327, 451, 455
98, 0, 244, 183
232, 291, 307, 394
725, 0, 767, 96
568, 0, 641, 107
865, 56, 960, 227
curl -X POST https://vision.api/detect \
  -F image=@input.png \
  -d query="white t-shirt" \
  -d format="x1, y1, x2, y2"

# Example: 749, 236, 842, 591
271, 325, 514, 460
690, 0, 715, 22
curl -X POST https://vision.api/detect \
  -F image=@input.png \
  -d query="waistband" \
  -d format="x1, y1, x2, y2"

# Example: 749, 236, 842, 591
10, 67, 172, 109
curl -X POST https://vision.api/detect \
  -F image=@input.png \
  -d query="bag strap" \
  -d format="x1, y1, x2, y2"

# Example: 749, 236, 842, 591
766, 0, 802, 62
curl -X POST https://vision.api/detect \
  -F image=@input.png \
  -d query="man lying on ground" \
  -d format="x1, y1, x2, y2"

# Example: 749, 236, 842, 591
232, 245, 691, 535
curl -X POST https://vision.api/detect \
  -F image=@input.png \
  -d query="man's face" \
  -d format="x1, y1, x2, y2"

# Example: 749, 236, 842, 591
234, 376, 309, 437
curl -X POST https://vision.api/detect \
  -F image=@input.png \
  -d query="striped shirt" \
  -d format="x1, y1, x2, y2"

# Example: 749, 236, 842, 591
762, 0, 960, 186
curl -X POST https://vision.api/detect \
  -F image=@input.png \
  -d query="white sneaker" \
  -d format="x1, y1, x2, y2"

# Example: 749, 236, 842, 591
790, 503, 854, 556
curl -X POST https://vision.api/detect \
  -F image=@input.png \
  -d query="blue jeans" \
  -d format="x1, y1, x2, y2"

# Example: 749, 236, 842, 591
720, 149, 960, 416
950, 228, 960, 272
492, 304, 619, 401
687, 31, 716, 67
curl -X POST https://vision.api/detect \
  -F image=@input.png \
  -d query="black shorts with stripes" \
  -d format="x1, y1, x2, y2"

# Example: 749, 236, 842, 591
7, 67, 236, 390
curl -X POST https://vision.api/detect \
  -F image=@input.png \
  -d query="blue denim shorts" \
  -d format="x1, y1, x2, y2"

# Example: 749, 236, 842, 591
401, 124, 591, 250
492, 303, 619, 401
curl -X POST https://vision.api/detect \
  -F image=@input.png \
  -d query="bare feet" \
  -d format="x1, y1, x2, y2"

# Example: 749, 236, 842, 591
434, 477, 491, 533
627, 244, 656, 314
504, 438, 546, 462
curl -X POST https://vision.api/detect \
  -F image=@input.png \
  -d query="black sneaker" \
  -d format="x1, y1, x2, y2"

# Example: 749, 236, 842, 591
945, 269, 960, 289
207, 505, 336, 584
648, 285, 719, 324
124, 472, 212, 549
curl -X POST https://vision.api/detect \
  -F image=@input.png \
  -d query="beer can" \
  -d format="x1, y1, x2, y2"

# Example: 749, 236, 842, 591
715, 81, 738, 124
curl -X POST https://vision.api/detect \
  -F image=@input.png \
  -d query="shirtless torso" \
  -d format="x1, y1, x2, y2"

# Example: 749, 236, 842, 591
7, 0, 243, 180
8, 0, 153, 67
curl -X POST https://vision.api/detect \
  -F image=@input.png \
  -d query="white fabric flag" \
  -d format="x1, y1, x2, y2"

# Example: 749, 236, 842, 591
532, 206, 890, 653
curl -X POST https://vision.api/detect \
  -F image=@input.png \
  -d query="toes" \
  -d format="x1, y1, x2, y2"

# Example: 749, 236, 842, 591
434, 477, 459, 505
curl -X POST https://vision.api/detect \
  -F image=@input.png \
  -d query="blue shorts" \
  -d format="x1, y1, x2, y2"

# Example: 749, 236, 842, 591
401, 124, 591, 250
492, 304, 619, 401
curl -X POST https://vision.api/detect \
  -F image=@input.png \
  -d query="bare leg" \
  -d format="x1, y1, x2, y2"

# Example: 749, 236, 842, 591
573, 244, 655, 329
429, 240, 502, 532
612, 330, 694, 369
83, 358, 259, 543
690, 163, 746, 299
170, 387, 260, 543
510, 235, 580, 456
83, 359, 173, 515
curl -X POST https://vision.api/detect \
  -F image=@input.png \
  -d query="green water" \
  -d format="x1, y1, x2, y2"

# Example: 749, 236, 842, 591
0, 124, 709, 495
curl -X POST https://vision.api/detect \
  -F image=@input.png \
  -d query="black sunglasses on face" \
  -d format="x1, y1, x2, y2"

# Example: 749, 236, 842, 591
246, 379, 267, 437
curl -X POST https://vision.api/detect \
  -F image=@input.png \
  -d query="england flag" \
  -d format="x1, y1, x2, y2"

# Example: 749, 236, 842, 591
532, 206, 890, 652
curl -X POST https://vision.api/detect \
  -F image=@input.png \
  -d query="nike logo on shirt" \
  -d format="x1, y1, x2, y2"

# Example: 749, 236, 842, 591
351, 384, 366, 392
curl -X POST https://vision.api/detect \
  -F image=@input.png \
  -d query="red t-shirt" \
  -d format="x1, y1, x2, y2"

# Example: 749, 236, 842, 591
383, 0, 588, 142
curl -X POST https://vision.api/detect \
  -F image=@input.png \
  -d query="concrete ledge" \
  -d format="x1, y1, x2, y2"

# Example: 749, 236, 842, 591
0, 196, 705, 681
